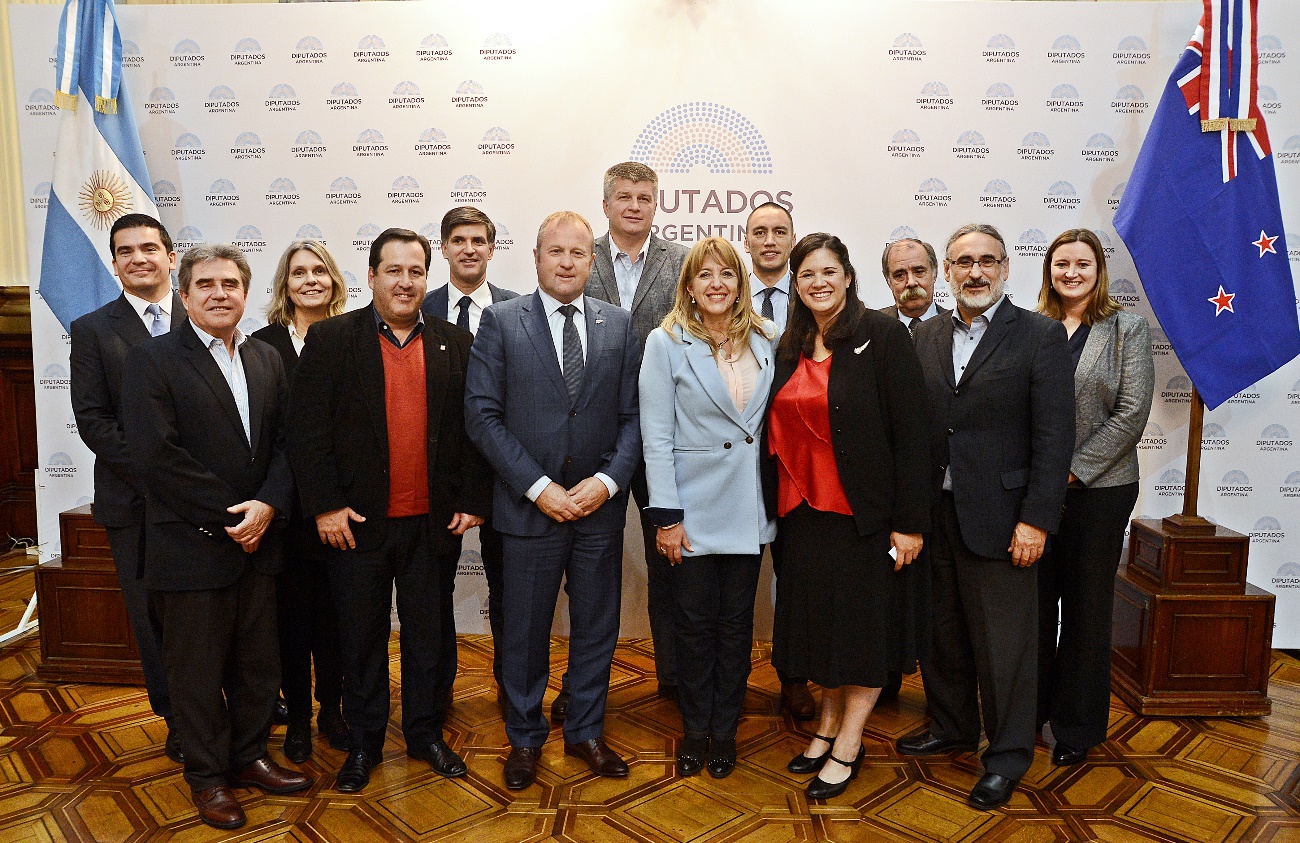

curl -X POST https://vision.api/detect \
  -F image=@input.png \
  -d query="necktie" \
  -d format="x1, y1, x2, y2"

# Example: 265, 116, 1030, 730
456, 295, 472, 331
558, 304, 584, 403
146, 303, 165, 337
908, 316, 921, 340
759, 287, 776, 322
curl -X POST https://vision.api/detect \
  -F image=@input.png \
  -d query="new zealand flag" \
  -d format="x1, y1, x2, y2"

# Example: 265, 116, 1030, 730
1115, 0, 1299, 410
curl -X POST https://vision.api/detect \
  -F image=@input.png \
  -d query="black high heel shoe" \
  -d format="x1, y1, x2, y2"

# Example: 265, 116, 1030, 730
676, 735, 707, 777
806, 743, 864, 800
788, 733, 835, 774
707, 737, 736, 779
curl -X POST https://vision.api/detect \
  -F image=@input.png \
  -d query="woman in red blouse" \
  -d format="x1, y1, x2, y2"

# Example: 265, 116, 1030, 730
765, 233, 931, 799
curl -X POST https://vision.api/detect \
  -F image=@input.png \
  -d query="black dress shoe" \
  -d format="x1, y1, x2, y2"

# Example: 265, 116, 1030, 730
272, 697, 291, 726
336, 749, 376, 793
895, 731, 979, 756
564, 737, 629, 777
550, 689, 570, 723
968, 772, 1018, 810
706, 737, 736, 779
283, 721, 312, 764
408, 738, 467, 777
318, 710, 351, 753
1052, 743, 1089, 766
503, 746, 540, 790
164, 728, 185, 764
806, 744, 864, 800
787, 733, 835, 774
233, 756, 314, 794
676, 735, 707, 777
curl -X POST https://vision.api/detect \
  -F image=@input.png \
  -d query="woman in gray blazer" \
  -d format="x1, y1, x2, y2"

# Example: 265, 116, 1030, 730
1035, 229, 1154, 767
640, 237, 778, 779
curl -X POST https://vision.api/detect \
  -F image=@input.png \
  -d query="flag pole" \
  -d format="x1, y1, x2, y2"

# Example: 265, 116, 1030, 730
1162, 386, 1214, 534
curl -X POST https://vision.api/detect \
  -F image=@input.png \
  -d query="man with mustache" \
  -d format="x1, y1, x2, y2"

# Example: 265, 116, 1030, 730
897, 223, 1074, 811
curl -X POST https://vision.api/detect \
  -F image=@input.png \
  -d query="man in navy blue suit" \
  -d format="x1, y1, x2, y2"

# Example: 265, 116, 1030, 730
420, 206, 518, 718
466, 211, 642, 790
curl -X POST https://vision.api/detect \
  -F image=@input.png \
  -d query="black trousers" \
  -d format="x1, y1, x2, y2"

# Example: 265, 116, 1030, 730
919, 494, 1038, 780
632, 462, 677, 688
277, 524, 343, 725
106, 523, 172, 723
766, 540, 805, 686
151, 568, 279, 791
1037, 482, 1138, 750
433, 521, 505, 723
327, 515, 443, 757
672, 553, 761, 739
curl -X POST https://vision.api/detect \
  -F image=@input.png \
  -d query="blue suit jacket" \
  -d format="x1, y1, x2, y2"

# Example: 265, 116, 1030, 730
639, 324, 777, 555
420, 281, 519, 322
465, 291, 641, 537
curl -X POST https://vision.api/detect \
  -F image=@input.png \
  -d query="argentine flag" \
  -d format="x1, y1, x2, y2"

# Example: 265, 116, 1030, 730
39, 0, 157, 332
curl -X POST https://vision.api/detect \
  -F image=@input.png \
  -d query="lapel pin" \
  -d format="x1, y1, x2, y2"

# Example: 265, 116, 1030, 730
854, 340, 870, 354
595, 318, 604, 325
439, 344, 446, 351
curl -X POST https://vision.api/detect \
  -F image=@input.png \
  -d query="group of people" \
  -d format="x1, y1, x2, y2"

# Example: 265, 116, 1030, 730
68, 160, 1154, 829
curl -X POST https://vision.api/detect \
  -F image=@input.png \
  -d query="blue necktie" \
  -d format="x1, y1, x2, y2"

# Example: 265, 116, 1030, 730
146, 303, 165, 337
759, 287, 776, 322
558, 304, 584, 403
456, 295, 472, 331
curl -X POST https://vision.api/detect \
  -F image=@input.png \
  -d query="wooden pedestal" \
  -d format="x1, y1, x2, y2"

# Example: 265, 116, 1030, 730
35, 505, 144, 685
1111, 519, 1273, 717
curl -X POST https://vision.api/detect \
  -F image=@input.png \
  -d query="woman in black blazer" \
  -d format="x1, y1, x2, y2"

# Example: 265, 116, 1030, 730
251, 240, 350, 762
766, 233, 931, 799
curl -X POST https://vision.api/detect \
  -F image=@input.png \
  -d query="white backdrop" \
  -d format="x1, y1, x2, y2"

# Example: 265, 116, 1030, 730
11, 0, 1300, 642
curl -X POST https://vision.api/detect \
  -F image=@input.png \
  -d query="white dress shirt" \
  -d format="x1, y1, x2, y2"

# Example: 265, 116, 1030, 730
123, 290, 173, 334
894, 300, 939, 327
446, 281, 494, 336
190, 322, 251, 443
610, 236, 648, 309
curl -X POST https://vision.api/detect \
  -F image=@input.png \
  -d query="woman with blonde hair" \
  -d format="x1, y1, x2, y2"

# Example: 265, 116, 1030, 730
253, 239, 349, 762
640, 237, 778, 778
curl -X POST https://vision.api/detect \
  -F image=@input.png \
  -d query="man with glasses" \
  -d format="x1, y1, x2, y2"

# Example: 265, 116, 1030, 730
896, 223, 1074, 811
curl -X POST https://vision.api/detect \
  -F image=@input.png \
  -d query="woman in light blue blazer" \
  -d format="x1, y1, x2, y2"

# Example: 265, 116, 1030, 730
640, 237, 778, 780
1035, 229, 1154, 767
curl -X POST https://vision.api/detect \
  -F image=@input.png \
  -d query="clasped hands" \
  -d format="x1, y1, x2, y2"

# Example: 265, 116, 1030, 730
314, 507, 484, 550
226, 500, 275, 553
536, 478, 609, 523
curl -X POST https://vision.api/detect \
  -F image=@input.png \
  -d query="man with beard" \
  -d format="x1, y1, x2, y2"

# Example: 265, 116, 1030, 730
897, 223, 1073, 811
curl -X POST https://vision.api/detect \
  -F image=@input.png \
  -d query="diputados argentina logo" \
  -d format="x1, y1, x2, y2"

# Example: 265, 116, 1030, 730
293, 36, 326, 64
328, 83, 361, 111
983, 34, 1019, 63
1258, 86, 1280, 117
915, 178, 951, 208
206, 85, 239, 114
1201, 423, 1228, 452
1154, 468, 1185, 497
175, 226, 204, 253
953, 130, 989, 160
452, 81, 486, 108
1112, 86, 1149, 114
1082, 133, 1119, 163
1251, 517, 1284, 545
1161, 374, 1192, 404
480, 127, 513, 155
889, 33, 925, 62
1048, 34, 1084, 63
171, 39, 204, 67
983, 83, 1018, 111
1218, 470, 1253, 497
450, 175, 485, 203
1258, 34, 1285, 64
234, 225, 266, 253
231, 131, 264, 160
172, 133, 205, 161
416, 128, 450, 157
1043, 181, 1080, 210
327, 177, 360, 205
266, 178, 298, 206
206, 179, 239, 207
1046, 84, 1083, 113
390, 81, 424, 110
1108, 181, 1127, 210
888, 129, 924, 158
40, 364, 70, 390
356, 35, 388, 63
917, 81, 952, 110
266, 84, 300, 112
1258, 424, 1293, 452
25, 88, 57, 116
46, 452, 76, 478
1138, 422, 1166, 451
29, 182, 49, 211
418, 34, 452, 62
1272, 560, 1300, 588
355, 223, 381, 252
1281, 471, 1300, 499
146, 87, 178, 116
1014, 229, 1048, 257
1114, 35, 1150, 65
1291, 377, 1300, 405
121, 40, 143, 69
979, 180, 1015, 210
231, 37, 264, 66
1111, 278, 1140, 309
390, 176, 424, 204
354, 129, 388, 157
293, 130, 326, 159
481, 33, 514, 60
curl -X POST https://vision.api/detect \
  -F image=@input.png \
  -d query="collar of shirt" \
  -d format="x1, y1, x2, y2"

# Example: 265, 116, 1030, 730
451, 280, 494, 314
609, 236, 647, 265
538, 287, 585, 319
372, 305, 425, 348
190, 321, 247, 357
288, 321, 306, 354
951, 293, 1006, 332
897, 300, 939, 325
750, 270, 791, 299
123, 289, 171, 324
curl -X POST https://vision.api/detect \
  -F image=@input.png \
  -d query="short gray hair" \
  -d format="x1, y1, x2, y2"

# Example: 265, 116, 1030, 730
944, 223, 1006, 261
881, 238, 937, 279
178, 243, 251, 293
602, 162, 658, 202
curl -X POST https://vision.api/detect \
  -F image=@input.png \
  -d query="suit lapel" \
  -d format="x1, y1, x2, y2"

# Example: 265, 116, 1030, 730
522, 292, 569, 398
590, 235, 620, 306
426, 285, 450, 321
240, 343, 266, 451
168, 292, 188, 333
352, 307, 389, 445
682, 332, 748, 428
423, 325, 450, 432
631, 237, 667, 315
488, 283, 511, 304
180, 322, 248, 448
1074, 315, 1112, 398
958, 299, 1016, 387
108, 294, 151, 345
577, 299, 607, 405
743, 331, 776, 427
927, 313, 958, 388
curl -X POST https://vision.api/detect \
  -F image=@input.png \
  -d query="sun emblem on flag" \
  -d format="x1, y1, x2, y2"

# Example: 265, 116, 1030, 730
78, 170, 133, 230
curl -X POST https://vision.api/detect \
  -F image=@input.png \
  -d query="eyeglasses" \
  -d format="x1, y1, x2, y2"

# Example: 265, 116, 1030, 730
947, 255, 1006, 271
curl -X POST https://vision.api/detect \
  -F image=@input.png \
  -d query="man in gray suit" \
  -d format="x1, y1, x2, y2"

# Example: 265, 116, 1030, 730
466, 211, 642, 790
880, 237, 951, 332
584, 162, 689, 707
70, 213, 185, 765
897, 223, 1074, 811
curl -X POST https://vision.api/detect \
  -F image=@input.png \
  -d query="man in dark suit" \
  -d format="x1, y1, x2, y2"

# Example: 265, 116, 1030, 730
583, 162, 688, 707
466, 211, 642, 790
121, 243, 309, 830
70, 214, 185, 764
875, 235, 951, 705
288, 228, 489, 794
420, 206, 518, 717
897, 224, 1074, 810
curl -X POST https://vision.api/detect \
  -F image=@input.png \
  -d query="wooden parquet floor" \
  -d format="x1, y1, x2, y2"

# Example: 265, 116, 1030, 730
2, 563, 1300, 842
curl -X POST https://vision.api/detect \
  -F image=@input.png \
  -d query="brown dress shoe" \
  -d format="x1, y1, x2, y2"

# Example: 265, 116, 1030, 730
564, 738, 629, 777
192, 785, 245, 829
781, 681, 817, 720
232, 756, 314, 794
504, 746, 540, 790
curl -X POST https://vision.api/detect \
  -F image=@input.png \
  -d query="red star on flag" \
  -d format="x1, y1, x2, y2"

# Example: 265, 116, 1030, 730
1209, 285, 1235, 316
1253, 230, 1278, 257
